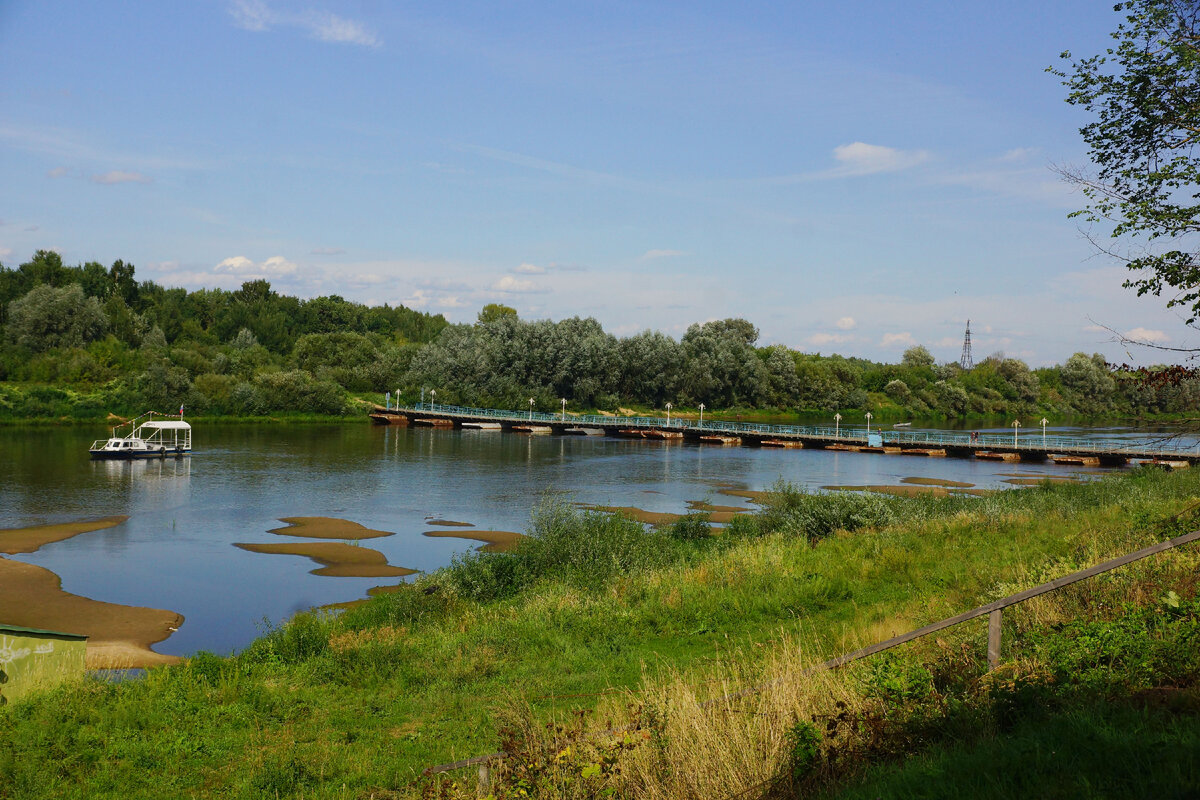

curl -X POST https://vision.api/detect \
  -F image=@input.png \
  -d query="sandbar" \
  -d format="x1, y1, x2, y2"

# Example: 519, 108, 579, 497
422, 529, 525, 553
235, 542, 417, 577
579, 505, 682, 525
267, 517, 395, 540
0, 556, 182, 669
716, 488, 770, 503
901, 477, 975, 488
425, 519, 474, 527
0, 516, 129, 555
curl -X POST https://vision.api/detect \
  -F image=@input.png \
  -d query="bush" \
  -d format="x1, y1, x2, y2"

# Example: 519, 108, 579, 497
667, 511, 712, 541
443, 498, 674, 601
759, 481, 896, 542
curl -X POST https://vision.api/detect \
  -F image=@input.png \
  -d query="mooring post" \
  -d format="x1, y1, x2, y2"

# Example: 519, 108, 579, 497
987, 608, 1002, 669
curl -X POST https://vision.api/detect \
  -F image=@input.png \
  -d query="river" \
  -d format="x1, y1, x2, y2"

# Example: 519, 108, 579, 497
0, 421, 1173, 659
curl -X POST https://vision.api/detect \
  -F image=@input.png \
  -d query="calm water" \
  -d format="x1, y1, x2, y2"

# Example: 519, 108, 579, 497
0, 422, 1162, 657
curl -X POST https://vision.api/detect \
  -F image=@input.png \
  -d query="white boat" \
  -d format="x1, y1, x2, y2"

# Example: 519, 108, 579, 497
89, 413, 192, 460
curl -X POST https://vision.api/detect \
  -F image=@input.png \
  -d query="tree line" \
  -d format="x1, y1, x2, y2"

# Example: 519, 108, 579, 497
1, 250, 1195, 420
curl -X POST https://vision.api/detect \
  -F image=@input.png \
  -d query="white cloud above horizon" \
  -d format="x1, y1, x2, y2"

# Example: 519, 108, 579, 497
881, 331, 917, 348
492, 275, 541, 293
91, 170, 150, 185
229, 0, 380, 47
514, 263, 545, 274
642, 249, 685, 259
215, 255, 297, 276
1123, 327, 1170, 344
836, 316, 856, 330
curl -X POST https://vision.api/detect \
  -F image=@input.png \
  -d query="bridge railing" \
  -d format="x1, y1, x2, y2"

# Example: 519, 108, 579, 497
401, 403, 1200, 456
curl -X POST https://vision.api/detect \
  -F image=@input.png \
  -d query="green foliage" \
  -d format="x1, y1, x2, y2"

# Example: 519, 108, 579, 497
443, 498, 673, 601
666, 511, 713, 541
786, 719, 822, 781
6, 284, 107, 352
1054, 1, 1200, 321
759, 481, 896, 542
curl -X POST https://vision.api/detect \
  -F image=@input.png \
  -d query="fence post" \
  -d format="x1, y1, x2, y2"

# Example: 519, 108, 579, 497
477, 761, 491, 797
987, 608, 1002, 669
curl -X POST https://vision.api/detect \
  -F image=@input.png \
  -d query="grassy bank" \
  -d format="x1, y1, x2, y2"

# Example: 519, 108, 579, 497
2, 470, 1199, 798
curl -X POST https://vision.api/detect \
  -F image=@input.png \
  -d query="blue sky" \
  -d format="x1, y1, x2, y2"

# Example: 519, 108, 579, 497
1, 0, 1194, 365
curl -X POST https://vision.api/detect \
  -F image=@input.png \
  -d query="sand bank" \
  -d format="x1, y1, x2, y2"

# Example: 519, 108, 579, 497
0, 557, 182, 669
0, 516, 130, 555
423, 529, 525, 553
267, 517, 395, 540
235, 542, 417, 577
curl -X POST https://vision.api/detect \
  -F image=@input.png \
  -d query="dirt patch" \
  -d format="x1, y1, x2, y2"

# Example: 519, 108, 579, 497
825, 484, 950, 497
0, 557, 182, 669
425, 519, 475, 528
901, 477, 975, 488
617, 408, 638, 416
0, 516, 130, 555
267, 517, 396, 540
235, 542, 417, 577
422, 530, 526, 553
687, 501, 753, 514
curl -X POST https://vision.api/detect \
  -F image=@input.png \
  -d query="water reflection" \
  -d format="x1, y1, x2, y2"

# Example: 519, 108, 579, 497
0, 421, 1165, 658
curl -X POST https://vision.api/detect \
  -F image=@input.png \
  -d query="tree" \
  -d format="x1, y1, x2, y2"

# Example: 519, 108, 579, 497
477, 303, 517, 325
901, 345, 935, 369
6, 284, 108, 352
1054, 1, 1200, 321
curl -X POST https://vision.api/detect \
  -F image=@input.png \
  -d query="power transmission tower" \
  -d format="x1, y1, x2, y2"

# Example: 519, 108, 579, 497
959, 320, 974, 370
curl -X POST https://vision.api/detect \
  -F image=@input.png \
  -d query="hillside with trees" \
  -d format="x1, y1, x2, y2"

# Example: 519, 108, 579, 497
1, 250, 1195, 421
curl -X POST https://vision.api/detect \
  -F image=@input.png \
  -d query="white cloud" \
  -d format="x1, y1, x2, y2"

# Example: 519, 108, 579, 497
835, 316, 856, 330
829, 142, 929, 177
215, 255, 297, 275
492, 275, 540, 293
47, 166, 68, 178
881, 332, 916, 347
229, 0, 380, 47
514, 263, 545, 274
642, 249, 685, 259
999, 147, 1038, 163
310, 246, 345, 255
809, 332, 852, 346
306, 12, 380, 46
1123, 327, 1170, 344
90, 170, 150, 185
0, 247, 12, 259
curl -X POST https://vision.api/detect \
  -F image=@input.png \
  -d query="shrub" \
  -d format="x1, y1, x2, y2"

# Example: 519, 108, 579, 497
759, 481, 896, 542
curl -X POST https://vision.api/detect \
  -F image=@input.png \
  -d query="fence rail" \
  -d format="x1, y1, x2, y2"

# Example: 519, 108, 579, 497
424, 527, 1200, 783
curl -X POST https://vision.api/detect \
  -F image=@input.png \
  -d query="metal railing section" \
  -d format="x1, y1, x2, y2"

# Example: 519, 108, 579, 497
398, 403, 1200, 455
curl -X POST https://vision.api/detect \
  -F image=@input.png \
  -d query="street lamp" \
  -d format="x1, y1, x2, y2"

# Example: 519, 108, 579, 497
1040, 417, 1049, 446
430, 389, 436, 409
529, 397, 534, 421
666, 402, 672, 425
561, 398, 566, 421
865, 412, 872, 434
1013, 419, 1021, 446
699, 403, 705, 428
835, 412, 842, 438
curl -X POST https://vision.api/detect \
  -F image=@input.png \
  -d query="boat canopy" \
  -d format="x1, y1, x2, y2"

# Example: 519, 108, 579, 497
137, 420, 191, 431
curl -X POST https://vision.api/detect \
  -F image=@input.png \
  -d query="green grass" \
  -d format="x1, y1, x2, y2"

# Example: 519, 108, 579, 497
2, 469, 1200, 798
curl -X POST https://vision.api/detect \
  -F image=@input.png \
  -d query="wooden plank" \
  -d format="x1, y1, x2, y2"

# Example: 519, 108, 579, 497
987, 609, 1002, 669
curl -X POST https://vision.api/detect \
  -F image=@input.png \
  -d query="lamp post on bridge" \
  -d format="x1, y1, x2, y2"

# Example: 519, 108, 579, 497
561, 398, 566, 421
699, 403, 705, 428
864, 412, 872, 435
1040, 417, 1049, 446
666, 402, 672, 426
835, 413, 841, 438
529, 397, 534, 421
421, 387, 425, 407
1013, 419, 1021, 446
430, 389, 436, 410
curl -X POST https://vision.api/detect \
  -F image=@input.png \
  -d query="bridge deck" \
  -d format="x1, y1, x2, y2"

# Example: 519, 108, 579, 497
386, 404, 1200, 465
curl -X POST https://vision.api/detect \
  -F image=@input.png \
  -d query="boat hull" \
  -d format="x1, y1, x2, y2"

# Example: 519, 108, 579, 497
89, 447, 190, 460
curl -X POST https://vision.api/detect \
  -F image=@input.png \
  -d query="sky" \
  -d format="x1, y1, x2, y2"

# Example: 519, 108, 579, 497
1, 0, 1196, 366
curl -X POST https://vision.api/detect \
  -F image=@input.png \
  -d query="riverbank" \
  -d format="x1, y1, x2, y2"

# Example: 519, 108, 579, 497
2, 468, 1198, 797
